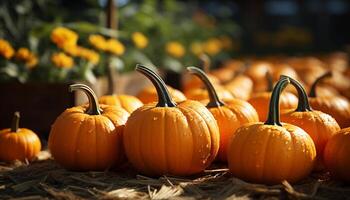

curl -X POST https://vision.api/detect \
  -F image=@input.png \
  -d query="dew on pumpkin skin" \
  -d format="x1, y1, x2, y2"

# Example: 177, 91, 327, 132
153, 117, 158, 121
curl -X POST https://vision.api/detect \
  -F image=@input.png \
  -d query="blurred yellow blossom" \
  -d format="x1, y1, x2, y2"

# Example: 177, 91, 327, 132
51, 27, 78, 48
77, 47, 100, 64
203, 38, 222, 56
190, 42, 203, 55
15, 48, 38, 68
0, 39, 14, 59
89, 34, 108, 51
106, 39, 125, 55
166, 41, 185, 58
51, 52, 74, 69
132, 32, 148, 49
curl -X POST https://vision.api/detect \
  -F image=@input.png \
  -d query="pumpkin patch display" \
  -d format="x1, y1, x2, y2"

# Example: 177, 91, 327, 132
280, 76, 340, 168
123, 65, 220, 176
0, 112, 41, 162
324, 127, 350, 182
308, 72, 350, 128
187, 67, 258, 162
248, 72, 298, 122
137, 84, 186, 104
49, 84, 129, 171
244, 61, 273, 92
227, 77, 316, 184
225, 74, 253, 101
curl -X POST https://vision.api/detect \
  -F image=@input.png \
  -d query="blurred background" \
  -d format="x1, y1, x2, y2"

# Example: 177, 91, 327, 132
0, 0, 349, 136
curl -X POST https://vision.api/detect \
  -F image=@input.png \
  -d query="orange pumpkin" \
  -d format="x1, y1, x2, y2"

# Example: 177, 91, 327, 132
248, 72, 298, 121
227, 77, 316, 184
187, 67, 259, 162
99, 94, 143, 113
137, 85, 186, 104
49, 84, 129, 171
0, 112, 41, 162
308, 72, 350, 128
324, 127, 350, 182
281, 76, 340, 169
123, 65, 220, 176
244, 61, 273, 92
225, 74, 253, 101
185, 84, 234, 102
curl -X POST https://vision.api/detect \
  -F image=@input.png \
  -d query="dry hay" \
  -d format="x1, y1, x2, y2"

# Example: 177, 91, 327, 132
0, 151, 349, 200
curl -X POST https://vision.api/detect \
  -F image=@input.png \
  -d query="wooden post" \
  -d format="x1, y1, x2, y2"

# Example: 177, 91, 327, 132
106, 0, 117, 95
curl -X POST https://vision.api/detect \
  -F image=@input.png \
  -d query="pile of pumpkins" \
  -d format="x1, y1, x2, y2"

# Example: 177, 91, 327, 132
1, 52, 350, 185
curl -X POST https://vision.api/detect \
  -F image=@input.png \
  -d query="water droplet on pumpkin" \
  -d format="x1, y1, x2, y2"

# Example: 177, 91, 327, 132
206, 144, 210, 148
285, 141, 289, 144
288, 147, 292, 151
153, 117, 158, 120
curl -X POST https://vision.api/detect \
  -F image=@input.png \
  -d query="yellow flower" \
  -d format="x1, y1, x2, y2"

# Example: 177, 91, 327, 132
15, 48, 38, 68
165, 41, 185, 58
190, 42, 203, 55
77, 47, 100, 64
51, 52, 74, 69
51, 27, 78, 48
106, 39, 125, 56
132, 32, 148, 49
0, 39, 14, 59
203, 38, 222, 55
89, 34, 108, 51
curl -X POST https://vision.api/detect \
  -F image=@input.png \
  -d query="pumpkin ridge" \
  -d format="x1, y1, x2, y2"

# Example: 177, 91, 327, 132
259, 127, 273, 181
72, 114, 87, 169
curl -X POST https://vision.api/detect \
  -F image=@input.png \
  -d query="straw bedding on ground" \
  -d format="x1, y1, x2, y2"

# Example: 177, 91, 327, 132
0, 151, 349, 200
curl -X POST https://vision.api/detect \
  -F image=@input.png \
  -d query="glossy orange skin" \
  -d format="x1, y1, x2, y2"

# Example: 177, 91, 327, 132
123, 100, 220, 176
0, 128, 41, 162
248, 92, 298, 122
99, 94, 143, 113
281, 110, 340, 163
210, 99, 259, 161
309, 96, 350, 128
225, 75, 253, 101
227, 123, 316, 184
324, 128, 350, 182
137, 85, 186, 104
182, 74, 220, 93
49, 104, 129, 171
185, 85, 234, 102
244, 61, 273, 92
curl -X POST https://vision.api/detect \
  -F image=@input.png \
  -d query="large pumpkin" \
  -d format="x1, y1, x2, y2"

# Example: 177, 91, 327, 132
99, 94, 143, 113
324, 127, 350, 182
0, 112, 41, 162
248, 72, 298, 121
49, 84, 129, 171
124, 65, 220, 176
227, 77, 316, 184
187, 67, 258, 162
308, 72, 350, 128
281, 76, 340, 169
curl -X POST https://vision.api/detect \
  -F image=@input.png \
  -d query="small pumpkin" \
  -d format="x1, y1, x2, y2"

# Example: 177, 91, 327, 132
308, 72, 350, 128
281, 76, 340, 169
49, 84, 129, 171
137, 85, 186, 104
124, 65, 220, 176
185, 84, 234, 102
248, 72, 298, 121
244, 61, 273, 92
0, 112, 41, 162
187, 67, 258, 162
225, 74, 253, 101
99, 94, 143, 113
324, 127, 350, 182
227, 77, 316, 184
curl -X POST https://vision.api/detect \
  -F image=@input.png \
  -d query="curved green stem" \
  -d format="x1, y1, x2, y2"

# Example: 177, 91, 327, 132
11, 112, 20, 133
187, 66, 224, 108
266, 71, 273, 92
265, 77, 290, 126
281, 75, 312, 112
309, 71, 332, 98
135, 64, 176, 107
199, 54, 210, 73
69, 84, 102, 115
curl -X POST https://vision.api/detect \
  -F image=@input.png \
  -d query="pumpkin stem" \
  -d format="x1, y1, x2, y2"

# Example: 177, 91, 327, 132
11, 112, 20, 133
69, 84, 102, 115
200, 54, 210, 73
135, 64, 176, 107
309, 71, 332, 98
265, 77, 290, 126
187, 66, 225, 108
281, 75, 312, 112
266, 71, 273, 92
